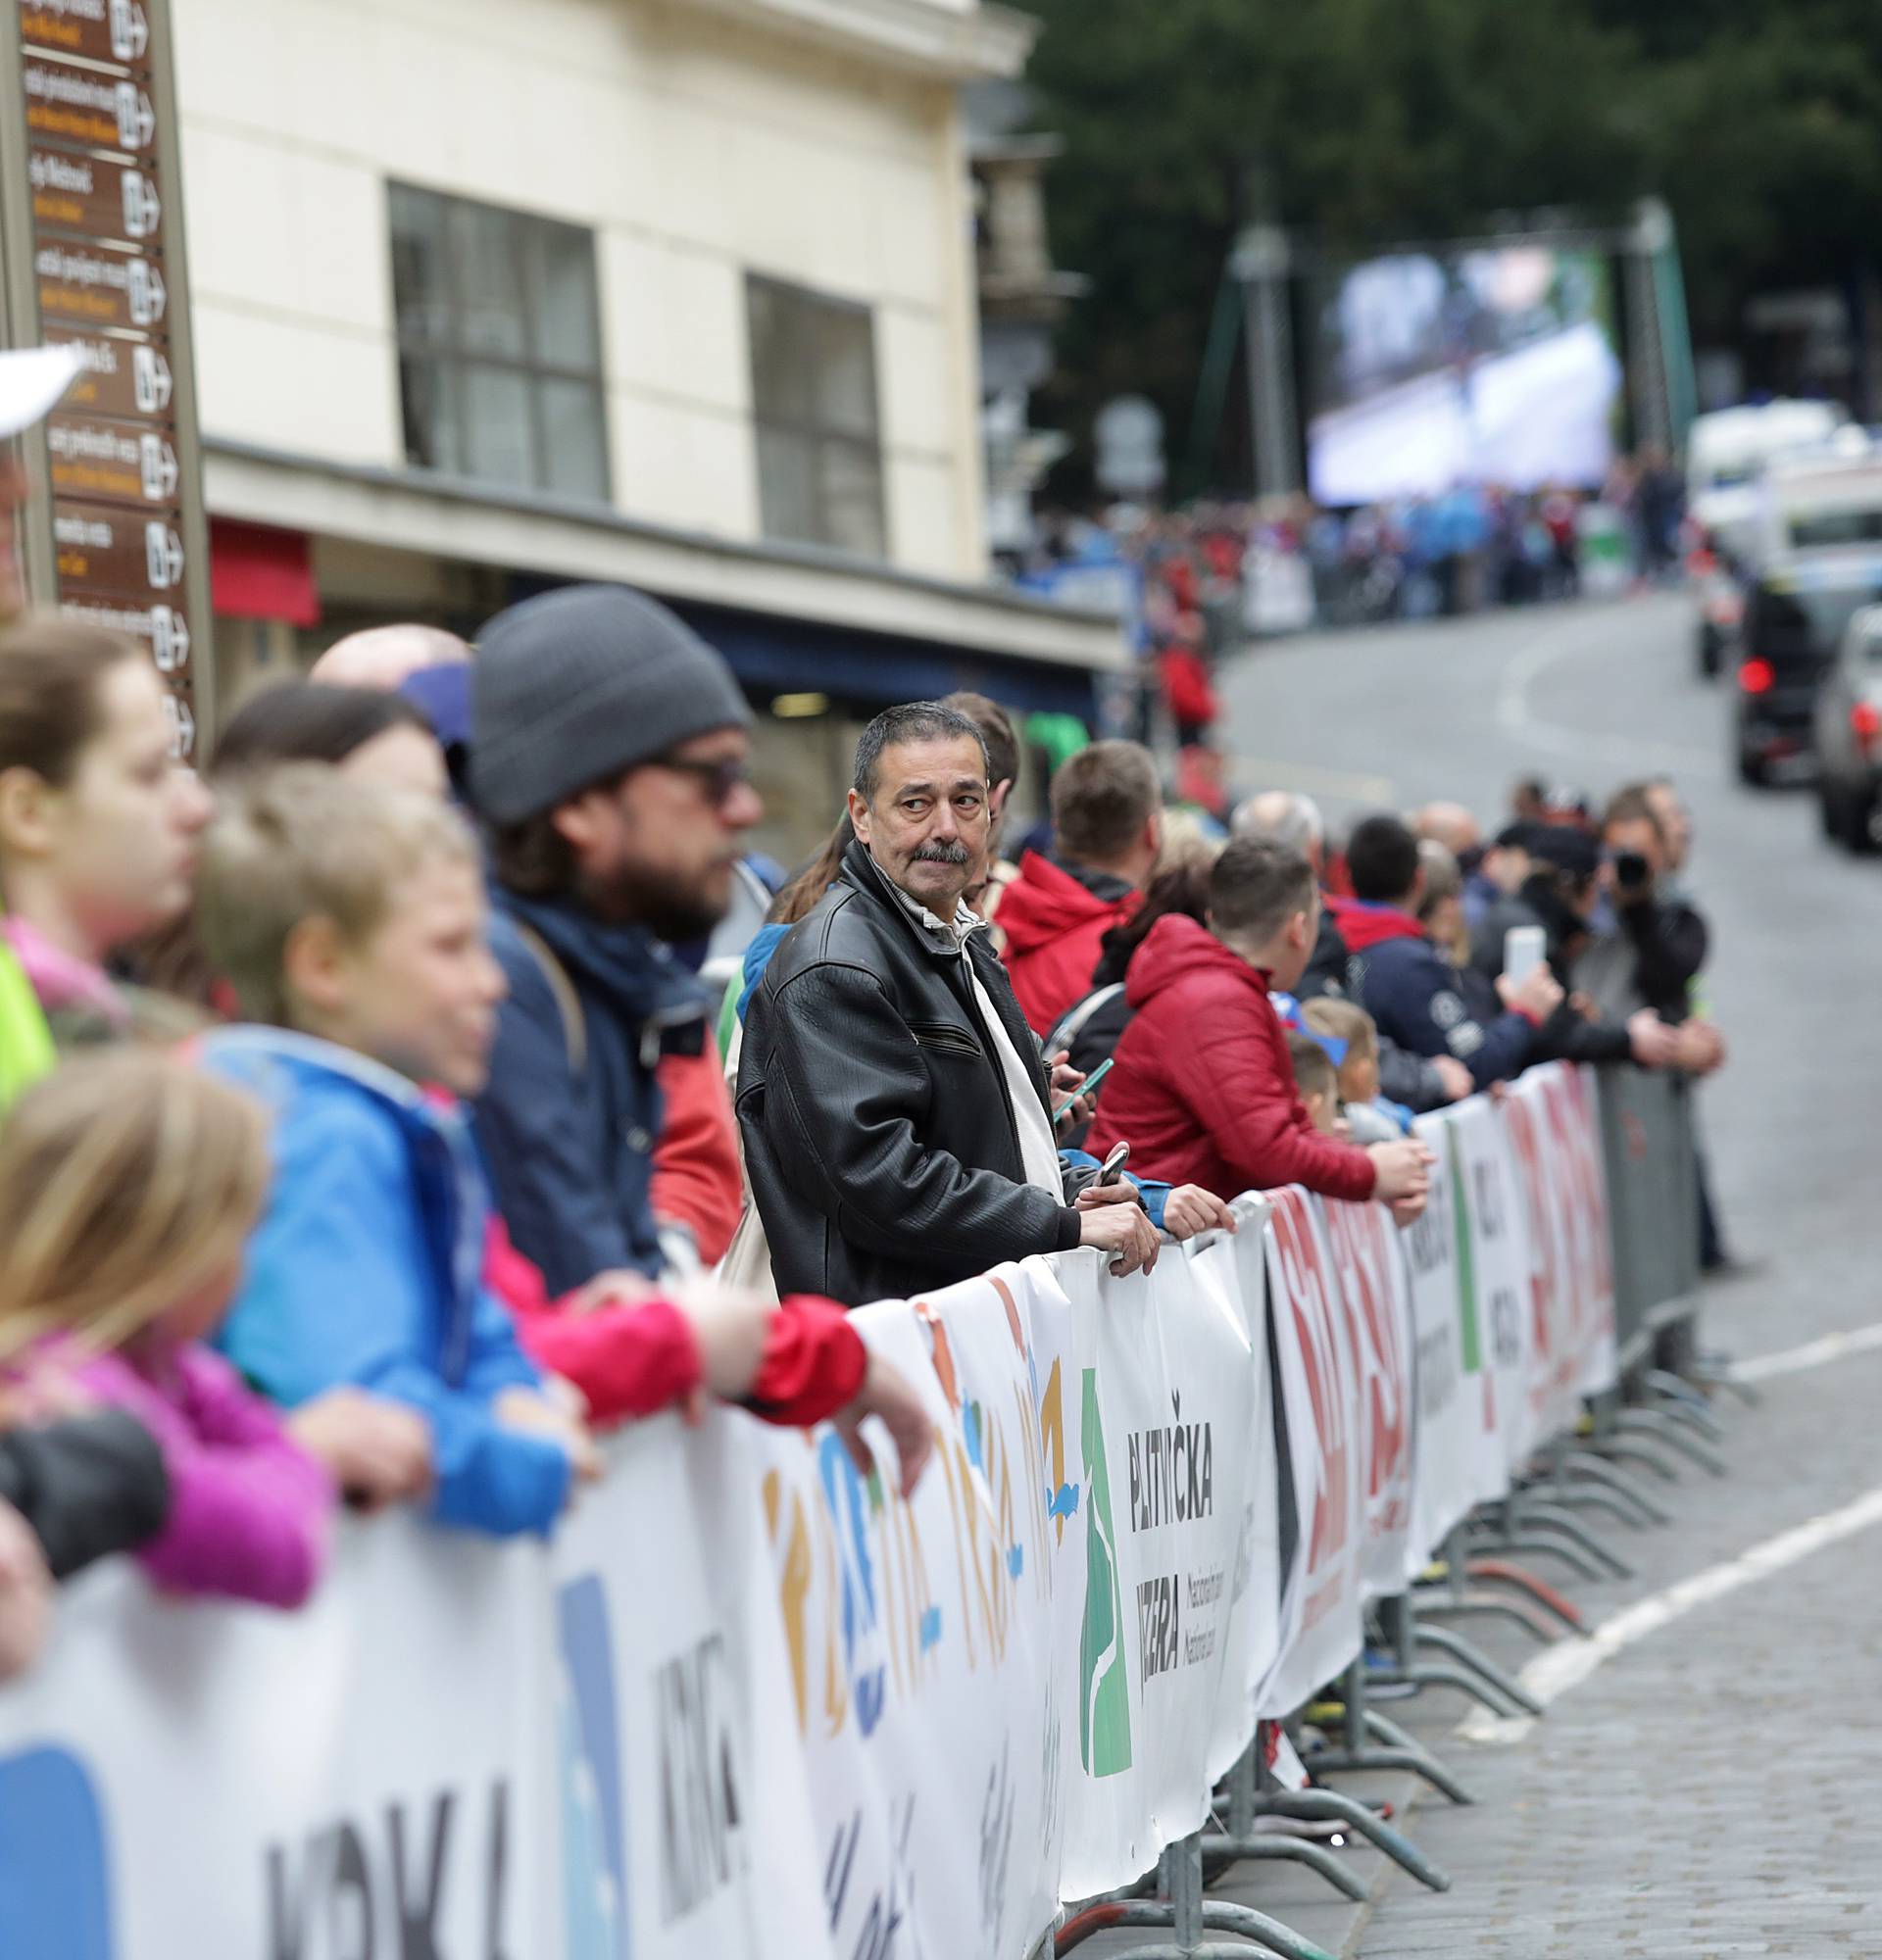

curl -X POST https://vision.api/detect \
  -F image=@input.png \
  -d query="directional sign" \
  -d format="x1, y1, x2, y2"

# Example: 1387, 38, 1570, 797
41, 326, 172, 422
35, 236, 166, 330
19, 0, 151, 71
27, 145, 160, 243
10, 0, 210, 758
24, 53, 154, 151
52, 497, 184, 599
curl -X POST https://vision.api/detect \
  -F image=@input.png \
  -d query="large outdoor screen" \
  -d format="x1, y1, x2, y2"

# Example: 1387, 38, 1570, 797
1307, 244, 1623, 506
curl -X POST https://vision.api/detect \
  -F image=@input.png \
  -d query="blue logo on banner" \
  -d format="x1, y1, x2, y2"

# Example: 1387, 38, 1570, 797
0, 1745, 115, 1958
559, 1575, 629, 1959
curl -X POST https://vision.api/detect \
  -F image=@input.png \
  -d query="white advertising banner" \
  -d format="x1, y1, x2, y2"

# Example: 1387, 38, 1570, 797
1527, 1064, 1618, 1397
1258, 1188, 1364, 1717
1319, 1195, 1417, 1600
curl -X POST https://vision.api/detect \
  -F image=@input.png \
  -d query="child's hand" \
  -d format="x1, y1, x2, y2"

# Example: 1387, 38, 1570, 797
288, 1389, 434, 1512
833, 1350, 934, 1500
672, 1281, 775, 1403
494, 1389, 602, 1484
0, 1499, 51, 1683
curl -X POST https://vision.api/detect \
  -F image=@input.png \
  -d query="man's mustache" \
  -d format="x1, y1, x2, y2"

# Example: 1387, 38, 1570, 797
911, 841, 970, 865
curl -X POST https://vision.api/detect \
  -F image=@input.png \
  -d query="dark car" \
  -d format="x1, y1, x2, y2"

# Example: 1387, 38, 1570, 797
1733, 561, 1882, 786
1813, 604, 1882, 852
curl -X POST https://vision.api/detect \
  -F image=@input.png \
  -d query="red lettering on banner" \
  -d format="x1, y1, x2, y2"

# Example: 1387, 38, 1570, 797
1322, 1201, 1408, 1502
1503, 1098, 1560, 1372
1269, 1193, 1351, 1577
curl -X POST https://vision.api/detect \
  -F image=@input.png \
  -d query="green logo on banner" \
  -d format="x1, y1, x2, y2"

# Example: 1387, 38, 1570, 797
1077, 1367, 1132, 1777
1449, 1127, 1483, 1373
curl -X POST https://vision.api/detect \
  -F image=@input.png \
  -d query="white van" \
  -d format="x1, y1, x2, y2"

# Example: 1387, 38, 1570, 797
1687, 399, 1852, 567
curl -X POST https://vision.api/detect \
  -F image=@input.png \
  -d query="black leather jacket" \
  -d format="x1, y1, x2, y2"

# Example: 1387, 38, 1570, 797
737, 842, 1084, 1307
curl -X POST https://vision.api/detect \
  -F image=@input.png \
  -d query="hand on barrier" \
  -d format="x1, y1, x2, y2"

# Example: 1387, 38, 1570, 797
1369, 1139, 1434, 1227
1626, 1010, 1681, 1068
0, 1498, 50, 1684
833, 1349, 933, 1499
1498, 963, 1564, 1024
565, 1268, 662, 1315
1431, 1054, 1474, 1104
288, 1388, 435, 1512
672, 1280, 777, 1410
1046, 1049, 1092, 1130
1161, 1185, 1237, 1242
1076, 1191, 1161, 1277
494, 1388, 602, 1486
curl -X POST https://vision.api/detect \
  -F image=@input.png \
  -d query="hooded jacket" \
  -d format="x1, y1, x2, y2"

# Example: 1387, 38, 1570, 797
475, 888, 708, 1293
997, 851, 1139, 1035
203, 1027, 571, 1538
1330, 896, 1538, 1090
1293, 900, 1454, 1112
1084, 915, 1377, 1203
738, 842, 1085, 1307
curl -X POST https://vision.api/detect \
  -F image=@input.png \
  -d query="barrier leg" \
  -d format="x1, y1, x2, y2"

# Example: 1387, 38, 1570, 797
1367, 1592, 1532, 1717
1464, 1556, 1587, 1633
1411, 1621, 1547, 1716
1558, 1450, 1674, 1523
1413, 1586, 1571, 1644
1503, 1502, 1634, 1579
1054, 1836, 1340, 1960
1612, 1408, 1726, 1477
1256, 1792, 1451, 1891
1590, 1435, 1683, 1483
1643, 1369, 1727, 1440
1469, 1532, 1604, 1584
1304, 1659, 1476, 1805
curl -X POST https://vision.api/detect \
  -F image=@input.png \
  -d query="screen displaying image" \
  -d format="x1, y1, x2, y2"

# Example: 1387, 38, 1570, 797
1307, 244, 1622, 506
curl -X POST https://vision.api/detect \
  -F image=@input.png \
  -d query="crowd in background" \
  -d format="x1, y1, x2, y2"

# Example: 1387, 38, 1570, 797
0, 333, 1729, 1715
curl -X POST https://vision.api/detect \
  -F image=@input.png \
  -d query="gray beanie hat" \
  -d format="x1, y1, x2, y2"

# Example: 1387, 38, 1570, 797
470, 584, 751, 824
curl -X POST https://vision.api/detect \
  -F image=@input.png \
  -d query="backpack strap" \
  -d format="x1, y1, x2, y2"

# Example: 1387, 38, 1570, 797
1045, 981, 1125, 1059
511, 920, 588, 1075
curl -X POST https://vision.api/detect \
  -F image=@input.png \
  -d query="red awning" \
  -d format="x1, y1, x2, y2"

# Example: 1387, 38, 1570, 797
209, 517, 321, 627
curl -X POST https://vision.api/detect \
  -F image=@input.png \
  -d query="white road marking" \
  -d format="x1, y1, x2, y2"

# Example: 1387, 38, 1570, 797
1493, 601, 1715, 771
1729, 1319, 1882, 1383
1457, 1481, 1882, 1746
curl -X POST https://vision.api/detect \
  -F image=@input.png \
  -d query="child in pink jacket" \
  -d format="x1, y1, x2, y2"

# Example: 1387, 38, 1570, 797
0, 1051, 426, 1611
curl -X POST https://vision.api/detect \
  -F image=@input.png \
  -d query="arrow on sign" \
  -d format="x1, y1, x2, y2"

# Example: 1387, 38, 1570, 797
150, 605, 188, 672
116, 84, 156, 151
128, 260, 167, 328
139, 433, 178, 501
122, 172, 160, 239
132, 346, 172, 415
110, 0, 151, 63
143, 520, 182, 588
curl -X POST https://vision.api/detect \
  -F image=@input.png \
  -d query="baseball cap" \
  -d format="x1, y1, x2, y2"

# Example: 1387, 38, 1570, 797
0, 346, 82, 441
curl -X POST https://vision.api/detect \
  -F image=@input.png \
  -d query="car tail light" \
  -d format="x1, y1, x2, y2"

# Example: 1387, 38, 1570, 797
1854, 700, 1882, 756
1738, 658, 1775, 695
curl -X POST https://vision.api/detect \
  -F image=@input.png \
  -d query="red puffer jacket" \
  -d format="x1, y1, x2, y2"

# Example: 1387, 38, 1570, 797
998, 850, 1139, 1035
1086, 915, 1378, 1202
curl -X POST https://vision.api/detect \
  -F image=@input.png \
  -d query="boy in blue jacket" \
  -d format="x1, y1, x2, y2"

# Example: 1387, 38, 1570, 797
195, 766, 587, 1537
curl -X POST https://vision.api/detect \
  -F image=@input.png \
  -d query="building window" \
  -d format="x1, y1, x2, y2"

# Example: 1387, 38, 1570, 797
746, 275, 886, 557
389, 184, 610, 503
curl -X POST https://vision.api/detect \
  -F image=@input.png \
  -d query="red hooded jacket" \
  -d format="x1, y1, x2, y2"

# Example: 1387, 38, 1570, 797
1085, 915, 1378, 1202
998, 850, 1139, 1035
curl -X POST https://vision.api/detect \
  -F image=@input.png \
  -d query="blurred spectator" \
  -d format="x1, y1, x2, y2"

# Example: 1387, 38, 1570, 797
0, 621, 212, 1056
1086, 838, 1431, 1221
1338, 813, 1560, 1090
739, 703, 1160, 1306
1285, 1029, 1345, 1140
999, 739, 1162, 1035
197, 769, 587, 1535
469, 585, 758, 1293
215, 681, 450, 799
1581, 786, 1711, 1027
309, 622, 470, 691
0, 1052, 349, 1605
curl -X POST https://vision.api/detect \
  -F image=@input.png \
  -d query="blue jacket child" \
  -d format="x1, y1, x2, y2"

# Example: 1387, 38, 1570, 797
201, 1026, 573, 1537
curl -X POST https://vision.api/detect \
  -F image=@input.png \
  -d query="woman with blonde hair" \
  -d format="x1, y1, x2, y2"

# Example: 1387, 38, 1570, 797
0, 1051, 422, 1608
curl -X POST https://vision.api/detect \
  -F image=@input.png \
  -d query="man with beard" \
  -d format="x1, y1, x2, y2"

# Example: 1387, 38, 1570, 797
468, 583, 764, 1292
738, 701, 1162, 1307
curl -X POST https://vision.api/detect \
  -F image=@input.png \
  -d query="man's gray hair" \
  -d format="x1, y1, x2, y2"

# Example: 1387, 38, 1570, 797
853, 701, 990, 802
1233, 789, 1324, 856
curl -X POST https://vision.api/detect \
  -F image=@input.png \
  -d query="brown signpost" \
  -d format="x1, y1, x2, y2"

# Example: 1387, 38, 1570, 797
1, 0, 208, 753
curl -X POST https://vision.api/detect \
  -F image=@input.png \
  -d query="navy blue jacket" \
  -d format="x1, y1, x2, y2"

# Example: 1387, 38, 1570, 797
1333, 898, 1536, 1090
474, 889, 707, 1294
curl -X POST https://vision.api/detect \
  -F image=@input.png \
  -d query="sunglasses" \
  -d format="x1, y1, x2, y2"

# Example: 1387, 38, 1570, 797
649, 754, 753, 809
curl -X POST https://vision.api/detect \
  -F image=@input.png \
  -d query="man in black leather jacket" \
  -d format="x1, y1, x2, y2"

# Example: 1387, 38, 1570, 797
738, 703, 1161, 1307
